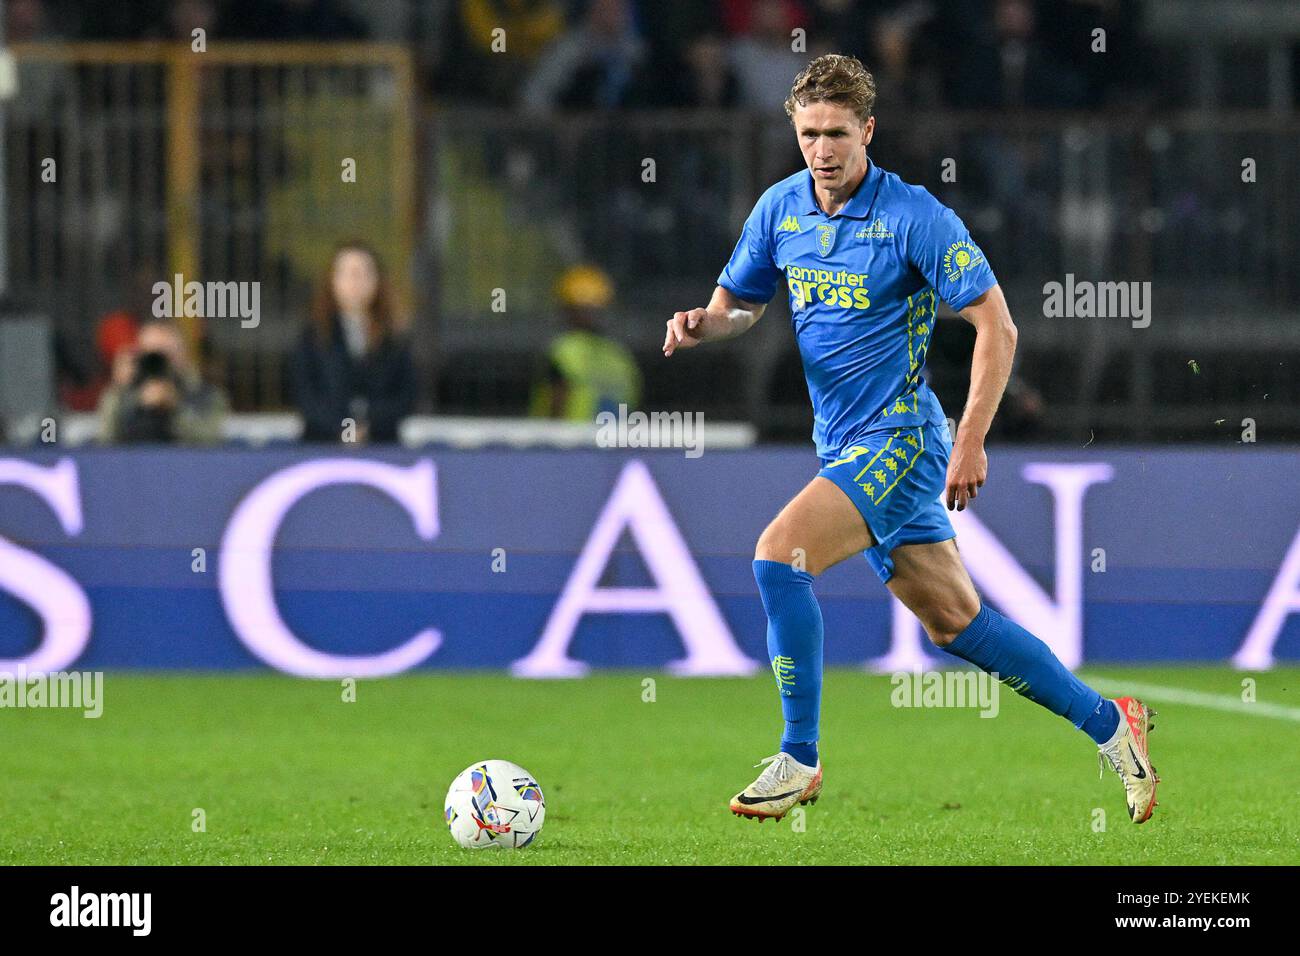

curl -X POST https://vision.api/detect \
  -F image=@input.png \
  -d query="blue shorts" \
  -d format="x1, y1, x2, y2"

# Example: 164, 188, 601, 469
817, 423, 956, 583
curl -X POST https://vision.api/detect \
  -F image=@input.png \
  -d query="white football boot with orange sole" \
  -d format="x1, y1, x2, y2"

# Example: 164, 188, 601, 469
1098, 696, 1160, 823
730, 752, 823, 821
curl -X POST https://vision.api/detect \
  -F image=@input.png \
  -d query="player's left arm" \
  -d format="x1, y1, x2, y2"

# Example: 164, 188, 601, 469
947, 283, 1017, 512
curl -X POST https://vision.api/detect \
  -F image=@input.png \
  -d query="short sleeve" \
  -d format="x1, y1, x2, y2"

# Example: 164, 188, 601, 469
717, 199, 782, 304
907, 206, 997, 312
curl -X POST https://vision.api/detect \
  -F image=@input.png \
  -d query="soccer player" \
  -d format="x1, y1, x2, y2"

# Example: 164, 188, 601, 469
663, 55, 1159, 824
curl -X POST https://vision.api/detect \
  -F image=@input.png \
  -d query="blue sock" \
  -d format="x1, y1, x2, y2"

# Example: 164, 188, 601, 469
753, 559, 823, 766
1079, 696, 1122, 745
945, 602, 1120, 745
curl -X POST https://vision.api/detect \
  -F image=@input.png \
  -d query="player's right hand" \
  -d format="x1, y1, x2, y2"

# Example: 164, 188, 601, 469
664, 308, 707, 356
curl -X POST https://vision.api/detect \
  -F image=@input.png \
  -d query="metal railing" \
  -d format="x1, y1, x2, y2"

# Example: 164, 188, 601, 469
4, 44, 1297, 440
4, 41, 416, 410
426, 109, 1300, 441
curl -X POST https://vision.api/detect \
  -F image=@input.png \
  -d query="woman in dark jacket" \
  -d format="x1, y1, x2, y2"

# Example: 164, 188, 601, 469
292, 241, 416, 444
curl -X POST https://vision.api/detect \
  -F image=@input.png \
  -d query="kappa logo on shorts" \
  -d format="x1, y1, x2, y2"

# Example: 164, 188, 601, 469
822, 428, 928, 505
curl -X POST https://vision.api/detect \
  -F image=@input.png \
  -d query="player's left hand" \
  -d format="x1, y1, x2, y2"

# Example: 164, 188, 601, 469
945, 437, 986, 511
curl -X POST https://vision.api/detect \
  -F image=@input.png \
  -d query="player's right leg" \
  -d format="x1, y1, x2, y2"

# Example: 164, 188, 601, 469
730, 475, 875, 820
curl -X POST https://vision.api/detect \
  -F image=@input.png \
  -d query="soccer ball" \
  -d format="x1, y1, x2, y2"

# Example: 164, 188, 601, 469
443, 760, 546, 849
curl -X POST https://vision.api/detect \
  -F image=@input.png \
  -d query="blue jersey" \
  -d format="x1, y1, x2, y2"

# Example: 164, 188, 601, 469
717, 159, 997, 458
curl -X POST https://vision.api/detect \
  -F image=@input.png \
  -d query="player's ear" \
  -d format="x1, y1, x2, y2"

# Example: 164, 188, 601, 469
862, 116, 875, 148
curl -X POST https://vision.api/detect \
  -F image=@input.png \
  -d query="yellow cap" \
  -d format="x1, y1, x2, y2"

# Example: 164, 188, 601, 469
556, 265, 614, 309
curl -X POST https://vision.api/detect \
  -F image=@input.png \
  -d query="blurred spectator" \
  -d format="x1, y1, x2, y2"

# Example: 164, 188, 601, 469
97, 318, 228, 445
292, 241, 415, 444
440, 0, 568, 104
6, 0, 58, 41
719, 0, 800, 35
166, 0, 218, 40
863, 1, 947, 112
520, 0, 647, 114
217, 0, 367, 40
993, 375, 1046, 440
461, 0, 566, 60
61, 263, 167, 411
59, 311, 139, 412
6, 0, 73, 121
70, 0, 215, 40
623, 2, 731, 108
808, 0, 872, 53
727, 0, 819, 111
530, 265, 641, 421
681, 34, 742, 109
1047, 0, 1154, 109
441, 0, 569, 104
927, 316, 1045, 440
944, 0, 1086, 109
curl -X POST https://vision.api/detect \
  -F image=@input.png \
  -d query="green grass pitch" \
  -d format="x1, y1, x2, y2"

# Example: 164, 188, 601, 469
2, 667, 1297, 865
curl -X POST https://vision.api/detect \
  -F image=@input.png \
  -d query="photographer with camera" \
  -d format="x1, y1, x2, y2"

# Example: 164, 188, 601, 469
96, 318, 228, 445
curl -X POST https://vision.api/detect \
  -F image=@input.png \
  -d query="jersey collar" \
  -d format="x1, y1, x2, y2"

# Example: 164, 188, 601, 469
800, 156, 884, 220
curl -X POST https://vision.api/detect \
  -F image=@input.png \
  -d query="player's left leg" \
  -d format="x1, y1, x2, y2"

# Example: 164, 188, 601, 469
885, 538, 1160, 823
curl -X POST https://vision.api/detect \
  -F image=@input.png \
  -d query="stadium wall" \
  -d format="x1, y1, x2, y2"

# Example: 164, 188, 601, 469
1, 447, 1297, 673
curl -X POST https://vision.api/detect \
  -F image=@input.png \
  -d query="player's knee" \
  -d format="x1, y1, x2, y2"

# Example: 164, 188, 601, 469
753, 535, 800, 569
921, 601, 980, 647
754, 520, 819, 574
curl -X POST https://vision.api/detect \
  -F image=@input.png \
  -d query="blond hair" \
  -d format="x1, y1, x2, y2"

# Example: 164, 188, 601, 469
784, 54, 877, 124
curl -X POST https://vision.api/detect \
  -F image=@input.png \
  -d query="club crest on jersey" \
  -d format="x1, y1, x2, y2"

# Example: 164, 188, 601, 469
815, 223, 836, 257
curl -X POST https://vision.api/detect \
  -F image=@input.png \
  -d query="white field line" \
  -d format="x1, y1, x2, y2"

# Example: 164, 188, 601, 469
1084, 677, 1300, 723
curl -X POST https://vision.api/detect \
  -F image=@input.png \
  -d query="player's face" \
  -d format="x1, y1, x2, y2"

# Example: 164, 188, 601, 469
793, 101, 874, 192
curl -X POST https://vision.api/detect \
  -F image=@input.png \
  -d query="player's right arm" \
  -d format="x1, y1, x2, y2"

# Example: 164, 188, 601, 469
663, 285, 766, 357
668, 184, 780, 356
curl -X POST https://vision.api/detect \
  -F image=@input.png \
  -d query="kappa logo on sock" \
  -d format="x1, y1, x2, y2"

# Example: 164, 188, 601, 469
998, 674, 1032, 695
771, 656, 797, 695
